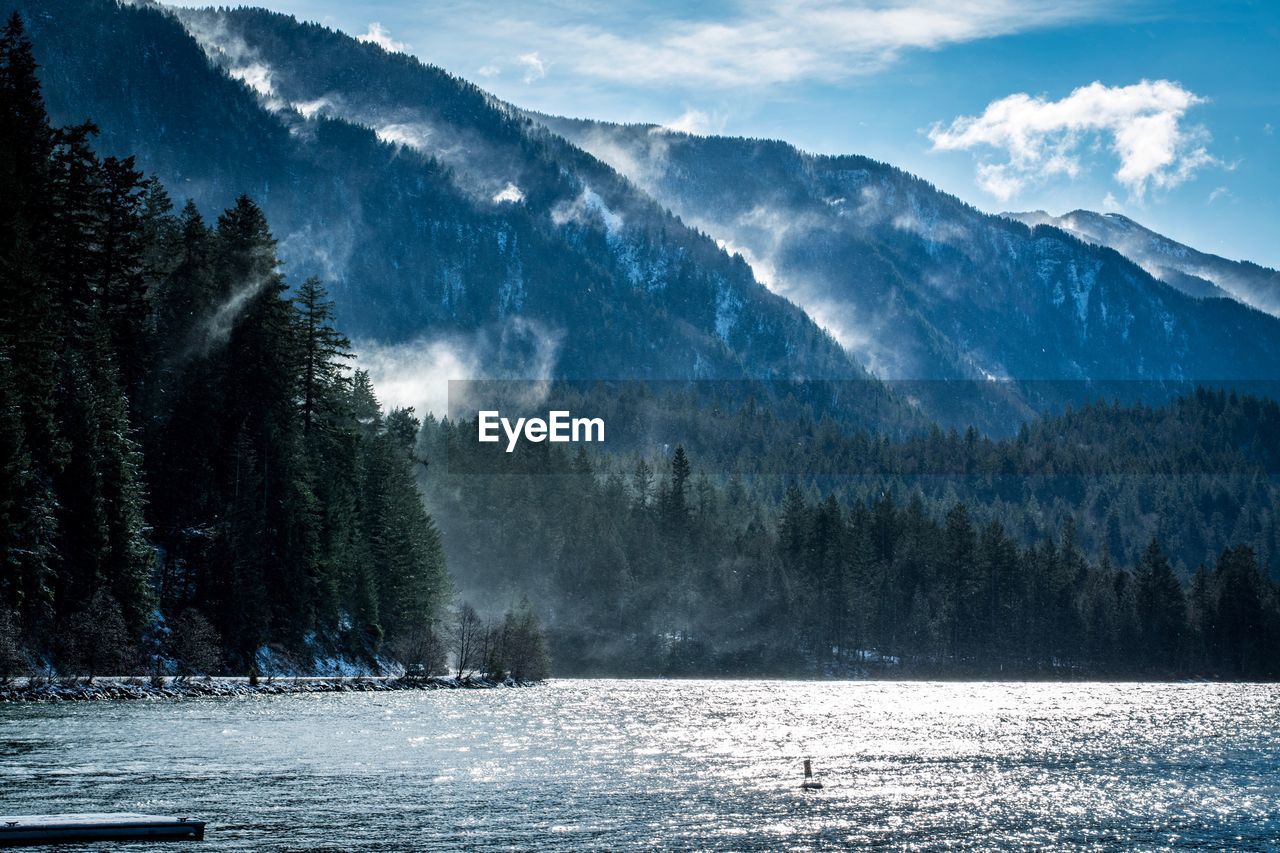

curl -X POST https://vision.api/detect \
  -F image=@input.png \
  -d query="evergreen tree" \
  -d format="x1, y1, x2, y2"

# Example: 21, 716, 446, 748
0, 16, 62, 643
942, 504, 976, 663
294, 276, 353, 436
631, 458, 653, 510
1134, 539, 1185, 670
96, 154, 152, 404
663, 444, 691, 525
1210, 546, 1270, 678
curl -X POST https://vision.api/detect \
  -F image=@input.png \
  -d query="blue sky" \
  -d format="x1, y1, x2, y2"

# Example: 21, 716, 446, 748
204, 0, 1279, 267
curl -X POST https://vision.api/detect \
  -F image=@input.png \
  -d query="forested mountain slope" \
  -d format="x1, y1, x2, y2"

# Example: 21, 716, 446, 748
1007, 209, 1280, 317
541, 118, 1280, 392
33, 0, 1280, 432
21, 0, 872, 392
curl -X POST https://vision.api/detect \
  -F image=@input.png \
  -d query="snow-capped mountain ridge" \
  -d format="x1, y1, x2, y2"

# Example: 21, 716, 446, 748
1006, 209, 1280, 316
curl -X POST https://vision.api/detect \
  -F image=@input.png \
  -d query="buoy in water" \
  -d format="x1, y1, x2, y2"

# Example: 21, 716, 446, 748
801, 758, 824, 790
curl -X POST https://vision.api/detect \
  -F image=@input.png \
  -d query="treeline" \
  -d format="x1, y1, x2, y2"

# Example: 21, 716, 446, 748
772, 492, 1275, 678
454, 381, 1279, 575
0, 15, 468, 677
422, 420, 1280, 679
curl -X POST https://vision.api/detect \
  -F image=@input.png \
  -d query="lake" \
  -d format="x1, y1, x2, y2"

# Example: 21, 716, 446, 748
2, 680, 1278, 849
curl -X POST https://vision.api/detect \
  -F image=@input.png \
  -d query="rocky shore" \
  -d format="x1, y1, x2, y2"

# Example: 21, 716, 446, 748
0, 675, 536, 703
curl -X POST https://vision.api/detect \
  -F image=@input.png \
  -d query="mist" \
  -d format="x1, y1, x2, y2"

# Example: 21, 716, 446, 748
354, 317, 563, 417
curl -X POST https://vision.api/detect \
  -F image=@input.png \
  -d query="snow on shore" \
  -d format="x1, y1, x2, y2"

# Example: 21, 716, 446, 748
0, 675, 537, 703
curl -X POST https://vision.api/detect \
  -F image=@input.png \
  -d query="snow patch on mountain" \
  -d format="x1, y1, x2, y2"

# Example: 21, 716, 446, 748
552, 186, 623, 236
714, 285, 742, 343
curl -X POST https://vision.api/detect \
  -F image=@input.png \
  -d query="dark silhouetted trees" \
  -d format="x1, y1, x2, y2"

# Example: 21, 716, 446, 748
0, 15, 451, 675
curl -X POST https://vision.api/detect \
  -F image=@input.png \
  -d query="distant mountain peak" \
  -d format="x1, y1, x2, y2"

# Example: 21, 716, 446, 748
1004, 209, 1280, 316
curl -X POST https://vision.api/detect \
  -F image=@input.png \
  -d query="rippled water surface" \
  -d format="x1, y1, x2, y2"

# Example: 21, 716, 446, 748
2, 681, 1279, 850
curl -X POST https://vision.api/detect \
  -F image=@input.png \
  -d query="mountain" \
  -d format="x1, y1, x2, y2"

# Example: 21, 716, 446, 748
1006, 209, 1280, 317
20, 0, 878, 401
21, 0, 1280, 431
540, 118, 1280, 392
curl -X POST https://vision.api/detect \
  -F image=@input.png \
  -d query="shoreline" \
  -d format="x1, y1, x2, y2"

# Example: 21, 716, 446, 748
0, 675, 537, 703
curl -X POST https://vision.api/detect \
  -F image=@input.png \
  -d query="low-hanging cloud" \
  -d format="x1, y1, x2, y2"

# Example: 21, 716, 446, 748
173, 10, 288, 111
355, 319, 563, 417
357, 22, 410, 54
492, 182, 525, 204
660, 108, 726, 136
354, 337, 475, 417
228, 62, 273, 98
551, 185, 624, 235
374, 122, 433, 149
928, 79, 1218, 201
293, 97, 330, 119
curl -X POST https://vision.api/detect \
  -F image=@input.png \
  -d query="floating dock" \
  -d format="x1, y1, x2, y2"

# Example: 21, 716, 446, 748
0, 813, 205, 846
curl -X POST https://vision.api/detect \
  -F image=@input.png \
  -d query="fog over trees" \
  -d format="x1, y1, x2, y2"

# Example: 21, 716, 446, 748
423, 415, 1280, 680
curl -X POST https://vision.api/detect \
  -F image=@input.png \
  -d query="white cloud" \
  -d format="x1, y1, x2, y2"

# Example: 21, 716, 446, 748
1101, 191, 1122, 212
358, 22, 410, 53
477, 64, 501, 77
517, 52, 546, 83
472, 0, 1111, 90
1265, 123, 1274, 136
354, 320, 561, 416
928, 80, 1217, 201
551, 186, 624, 234
660, 108, 725, 136
1208, 186, 1230, 204
716, 238, 778, 289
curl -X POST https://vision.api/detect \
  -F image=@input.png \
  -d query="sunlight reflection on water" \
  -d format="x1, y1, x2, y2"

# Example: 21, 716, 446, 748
2, 681, 1278, 849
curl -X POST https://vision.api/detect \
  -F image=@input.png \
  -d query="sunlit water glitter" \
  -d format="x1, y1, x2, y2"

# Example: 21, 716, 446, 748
2, 680, 1277, 849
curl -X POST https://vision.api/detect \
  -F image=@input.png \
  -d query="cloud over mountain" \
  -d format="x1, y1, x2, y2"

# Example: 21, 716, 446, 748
929, 79, 1218, 201
356, 22, 409, 53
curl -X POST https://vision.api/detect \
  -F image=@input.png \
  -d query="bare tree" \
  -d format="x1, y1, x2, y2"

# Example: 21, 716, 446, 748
389, 616, 446, 676
482, 620, 509, 680
0, 608, 26, 682
63, 590, 135, 681
503, 599, 551, 682
171, 609, 222, 679
452, 603, 483, 679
